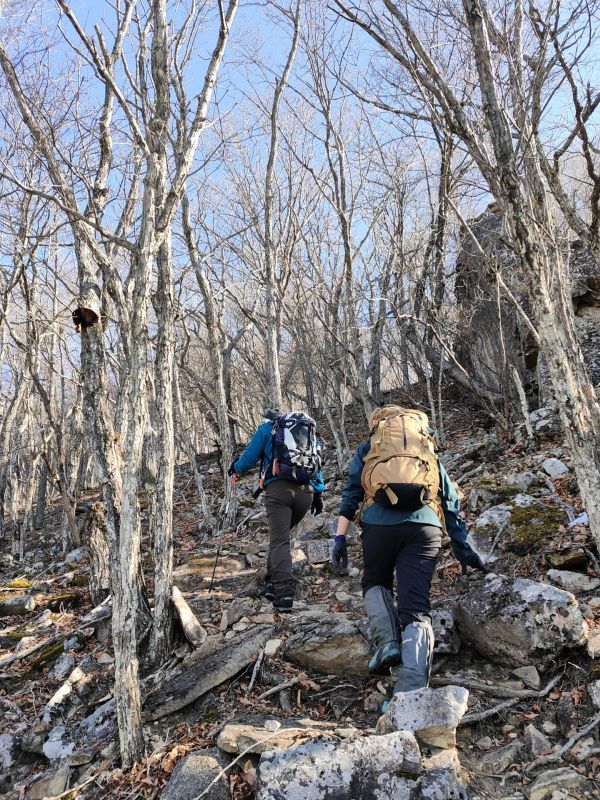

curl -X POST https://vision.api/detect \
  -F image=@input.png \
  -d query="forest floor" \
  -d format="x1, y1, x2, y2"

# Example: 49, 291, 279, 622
1, 391, 599, 799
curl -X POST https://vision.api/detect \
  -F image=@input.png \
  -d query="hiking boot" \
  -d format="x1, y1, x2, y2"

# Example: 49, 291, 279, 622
260, 582, 275, 601
364, 586, 402, 675
368, 641, 403, 675
273, 595, 294, 612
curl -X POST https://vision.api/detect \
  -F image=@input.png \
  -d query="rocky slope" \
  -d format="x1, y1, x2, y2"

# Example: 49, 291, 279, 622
0, 401, 599, 799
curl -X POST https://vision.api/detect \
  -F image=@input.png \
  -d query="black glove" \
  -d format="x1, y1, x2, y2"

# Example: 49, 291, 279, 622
331, 536, 348, 570
227, 460, 238, 477
461, 553, 491, 575
311, 493, 323, 516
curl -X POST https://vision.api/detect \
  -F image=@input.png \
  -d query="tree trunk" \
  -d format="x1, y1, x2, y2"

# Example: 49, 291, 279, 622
82, 503, 111, 606
150, 234, 175, 665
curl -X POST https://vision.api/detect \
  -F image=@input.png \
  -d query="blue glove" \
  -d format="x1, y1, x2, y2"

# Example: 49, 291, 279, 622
331, 535, 348, 570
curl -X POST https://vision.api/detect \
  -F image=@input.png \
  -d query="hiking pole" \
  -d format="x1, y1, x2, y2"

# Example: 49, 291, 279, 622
209, 476, 237, 594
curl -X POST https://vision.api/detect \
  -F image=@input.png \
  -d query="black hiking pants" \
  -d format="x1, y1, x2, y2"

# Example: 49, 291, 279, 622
264, 480, 313, 598
361, 522, 442, 627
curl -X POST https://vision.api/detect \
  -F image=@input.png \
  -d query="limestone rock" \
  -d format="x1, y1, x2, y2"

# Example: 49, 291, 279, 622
546, 547, 588, 570
304, 540, 332, 564
524, 724, 552, 758
546, 569, 600, 593
385, 686, 469, 749
475, 736, 493, 751
586, 629, 600, 658
469, 504, 512, 559
219, 599, 253, 631
477, 740, 522, 774
542, 458, 569, 477
217, 719, 356, 754
571, 736, 597, 763
160, 748, 229, 800
530, 407, 556, 432
588, 679, 600, 709
28, 765, 71, 800
505, 471, 545, 493
511, 665, 540, 690
528, 767, 591, 800
0, 734, 15, 770
432, 609, 461, 655
264, 638, 282, 657
49, 653, 76, 682
468, 481, 519, 514
283, 611, 369, 676
0, 594, 36, 617
454, 573, 588, 667
256, 731, 422, 800
420, 748, 467, 799
64, 546, 88, 564
43, 725, 75, 761
474, 504, 512, 531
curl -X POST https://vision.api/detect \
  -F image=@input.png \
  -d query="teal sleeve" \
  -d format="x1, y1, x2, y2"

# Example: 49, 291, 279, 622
440, 464, 476, 562
339, 441, 369, 520
233, 424, 271, 476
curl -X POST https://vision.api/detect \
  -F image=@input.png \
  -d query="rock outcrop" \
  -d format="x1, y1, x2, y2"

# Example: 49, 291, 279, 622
454, 573, 588, 667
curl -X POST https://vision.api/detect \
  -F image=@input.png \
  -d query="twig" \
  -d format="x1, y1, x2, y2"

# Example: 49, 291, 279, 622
459, 697, 520, 725
458, 673, 561, 726
256, 677, 300, 701
432, 675, 539, 699
525, 710, 600, 773
312, 683, 358, 698
245, 649, 264, 697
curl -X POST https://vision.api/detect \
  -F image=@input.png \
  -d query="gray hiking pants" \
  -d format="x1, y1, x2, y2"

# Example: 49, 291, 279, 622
264, 480, 313, 597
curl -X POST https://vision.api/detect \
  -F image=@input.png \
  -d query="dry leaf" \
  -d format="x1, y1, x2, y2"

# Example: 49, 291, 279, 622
240, 767, 257, 787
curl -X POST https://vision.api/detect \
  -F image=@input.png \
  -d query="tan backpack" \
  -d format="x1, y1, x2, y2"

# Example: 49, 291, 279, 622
361, 406, 445, 526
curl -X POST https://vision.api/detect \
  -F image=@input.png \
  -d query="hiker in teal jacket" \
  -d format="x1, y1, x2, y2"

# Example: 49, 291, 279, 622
230, 413, 325, 612
232, 422, 325, 494
333, 409, 488, 697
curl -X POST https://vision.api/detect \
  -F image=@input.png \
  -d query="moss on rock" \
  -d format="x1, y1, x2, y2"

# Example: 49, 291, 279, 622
508, 503, 565, 555
30, 641, 65, 671
7, 578, 32, 589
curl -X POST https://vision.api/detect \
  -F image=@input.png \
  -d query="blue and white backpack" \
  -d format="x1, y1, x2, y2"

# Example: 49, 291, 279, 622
269, 412, 320, 484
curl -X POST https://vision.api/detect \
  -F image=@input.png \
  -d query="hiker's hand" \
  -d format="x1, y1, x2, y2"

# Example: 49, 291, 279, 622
331, 535, 348, 570
311, 493, 323, 516
461, 554, 491, 575
230, 473, 238, 486
227, 461, 237, 477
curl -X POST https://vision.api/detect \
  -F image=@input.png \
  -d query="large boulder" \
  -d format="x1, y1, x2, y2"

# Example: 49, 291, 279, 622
381, 686, 469, 749
470, 495, 566, 558
256, 731, 422, 800
283, 611, 369, 676
454, 574, 588, 667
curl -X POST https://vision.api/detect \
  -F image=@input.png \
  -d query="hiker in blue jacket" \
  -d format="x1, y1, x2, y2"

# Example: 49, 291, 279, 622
333, 407, 488, 696
229, 411, 325, 612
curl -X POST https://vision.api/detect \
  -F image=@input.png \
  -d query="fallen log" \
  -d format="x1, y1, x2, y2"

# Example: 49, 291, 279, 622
143, 624, 274, 721
171, 585, 207, 648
